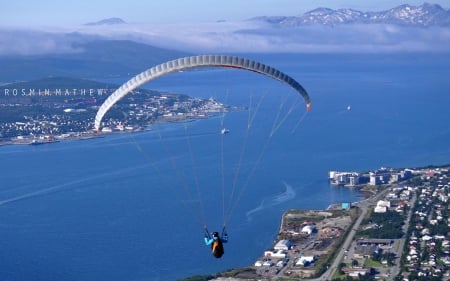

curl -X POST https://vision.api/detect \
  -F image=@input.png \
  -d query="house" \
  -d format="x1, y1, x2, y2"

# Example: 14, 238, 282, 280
421, 235, 433, 241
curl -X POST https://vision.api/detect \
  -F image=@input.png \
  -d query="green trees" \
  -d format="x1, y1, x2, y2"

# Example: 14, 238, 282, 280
360, 211, 404, 239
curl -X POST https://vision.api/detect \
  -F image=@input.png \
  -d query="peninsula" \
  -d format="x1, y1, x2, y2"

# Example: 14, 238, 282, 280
184, 164, 450, 281
0, 77, 229, 145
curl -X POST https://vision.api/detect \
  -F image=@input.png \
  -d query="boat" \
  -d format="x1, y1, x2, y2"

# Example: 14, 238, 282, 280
221, 128, 230, 135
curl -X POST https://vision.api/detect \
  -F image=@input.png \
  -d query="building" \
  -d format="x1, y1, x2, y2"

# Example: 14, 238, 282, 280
296, 255, 316, 266
264, 250, 287, 259
377, 200, 391, 208
369, 171, 391, 185
329, 171, 360, 186
374, 199, 390, 213
369, 167, 413, 185
341, 202, 351, 210
374, 206, 387, 213
301, 225, 315, 236
353, 244, 380, 259
274, 239, 292, 251
342, 267, 371, 277
356, 239, 393, 247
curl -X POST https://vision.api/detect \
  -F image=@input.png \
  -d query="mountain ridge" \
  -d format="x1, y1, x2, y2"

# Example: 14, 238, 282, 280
251, 3, 450, 27
0, 39, 189, 81
84, 17, 127, 26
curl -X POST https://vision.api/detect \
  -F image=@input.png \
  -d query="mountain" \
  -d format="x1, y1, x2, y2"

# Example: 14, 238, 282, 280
252, 3, 450, 27
0, 2, 448, 79
0, 39, 189, 82
84, 17, 127, 26
0, 77, 117, 90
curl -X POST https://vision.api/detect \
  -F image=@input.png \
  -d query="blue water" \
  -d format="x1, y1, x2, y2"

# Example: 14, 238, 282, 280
1, 53, 450, 281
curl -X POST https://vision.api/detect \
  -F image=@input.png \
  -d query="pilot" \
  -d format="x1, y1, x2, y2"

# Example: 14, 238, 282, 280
204, 229, 228, 258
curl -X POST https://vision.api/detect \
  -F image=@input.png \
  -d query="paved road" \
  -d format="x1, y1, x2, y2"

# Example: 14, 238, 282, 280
315, 188, 392, 281
386, 192, 416, 280
253, 187, 405, 281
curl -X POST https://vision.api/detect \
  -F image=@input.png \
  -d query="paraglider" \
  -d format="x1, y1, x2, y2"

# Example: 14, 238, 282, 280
94, 55, 311, 131
93, 55, 311, 259
204, 227, 228, 258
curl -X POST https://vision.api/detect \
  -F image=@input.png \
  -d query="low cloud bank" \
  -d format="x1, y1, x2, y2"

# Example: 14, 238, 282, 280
0, 28, 90, 56
1, 20, 449, 56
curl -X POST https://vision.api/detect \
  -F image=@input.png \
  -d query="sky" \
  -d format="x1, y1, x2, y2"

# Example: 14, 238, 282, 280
1, 1, 450, 55
2, 0, 450, 26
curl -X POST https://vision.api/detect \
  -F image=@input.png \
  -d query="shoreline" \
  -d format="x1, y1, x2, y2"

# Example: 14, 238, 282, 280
0, 113, 221, 147
214, 184, 391, 281
0, 133, 106, 146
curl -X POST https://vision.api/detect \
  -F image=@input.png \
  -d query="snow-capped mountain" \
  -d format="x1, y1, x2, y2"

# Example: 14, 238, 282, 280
253, 3, 450, 27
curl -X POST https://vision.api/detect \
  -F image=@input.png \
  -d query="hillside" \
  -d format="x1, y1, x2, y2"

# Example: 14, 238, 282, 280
0, 39, 189, 82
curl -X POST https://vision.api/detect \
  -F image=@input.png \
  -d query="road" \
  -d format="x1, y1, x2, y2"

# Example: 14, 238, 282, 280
316, 188, 391, 281
386, 192, 416, 280
252, 186, 408, 281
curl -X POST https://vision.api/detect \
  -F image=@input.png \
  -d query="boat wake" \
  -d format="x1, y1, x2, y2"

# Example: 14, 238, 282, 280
246, 181, 295, 221
0, 163, 152, 206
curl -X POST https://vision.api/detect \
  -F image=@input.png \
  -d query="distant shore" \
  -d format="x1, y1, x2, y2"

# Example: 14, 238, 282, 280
0, 132, 105, 147
0, 113, 220, 148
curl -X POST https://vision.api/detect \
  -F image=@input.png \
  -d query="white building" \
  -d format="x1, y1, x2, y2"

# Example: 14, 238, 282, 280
374, 206, 387, 213
254, 260, 263, 267
274, 239, 292, 251
329, 171, 360, 186
377, 200, 391, 208
301, 225, 315, 236
264, 250, 287, 259
296, 256, 316, 266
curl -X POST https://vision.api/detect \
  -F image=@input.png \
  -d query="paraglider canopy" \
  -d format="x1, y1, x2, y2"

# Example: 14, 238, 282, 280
94, 54, 311, 131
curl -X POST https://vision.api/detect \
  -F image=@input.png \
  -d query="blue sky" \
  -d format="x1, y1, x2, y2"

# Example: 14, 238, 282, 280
1, 1, 449, 55
2, 0, 450, 26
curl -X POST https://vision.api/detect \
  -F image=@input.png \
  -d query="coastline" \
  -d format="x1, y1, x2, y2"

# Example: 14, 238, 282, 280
209, 164, 450, 281
0, 111, 225, 147
209, 178, 414, 281
0, 132, 105, 146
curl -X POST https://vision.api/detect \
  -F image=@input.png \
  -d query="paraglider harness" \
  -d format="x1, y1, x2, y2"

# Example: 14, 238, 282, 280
205, 226, 228, 258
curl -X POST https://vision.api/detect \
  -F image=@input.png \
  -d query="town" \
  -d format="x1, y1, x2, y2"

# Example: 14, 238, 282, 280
198, 165, 450, 281
0, 78, 229, 145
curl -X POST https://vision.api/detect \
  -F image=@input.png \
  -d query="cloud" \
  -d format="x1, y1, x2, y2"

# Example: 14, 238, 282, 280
1, 20, 449, 56
228, 23, 450, 53
75, 21, 450, 53
0, 28, 90, 56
